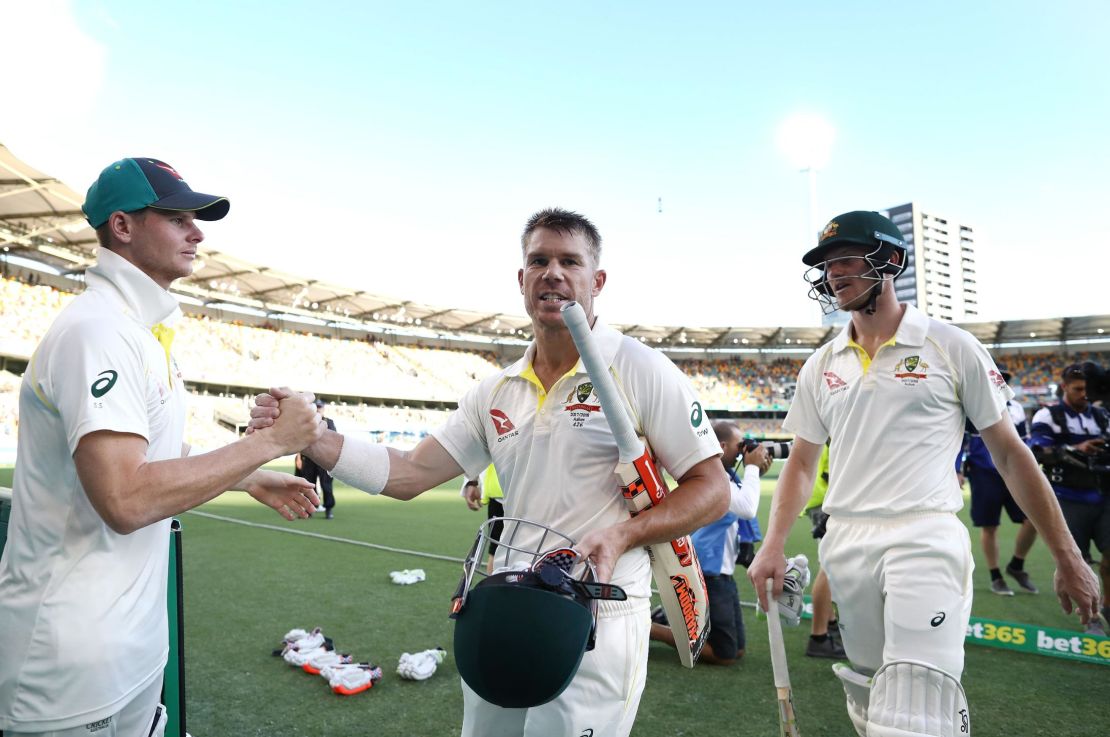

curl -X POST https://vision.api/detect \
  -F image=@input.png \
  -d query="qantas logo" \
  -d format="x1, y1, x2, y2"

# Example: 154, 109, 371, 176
823, 371, 848, 394
988, 369, 1005, 389
490, 409, 515, 435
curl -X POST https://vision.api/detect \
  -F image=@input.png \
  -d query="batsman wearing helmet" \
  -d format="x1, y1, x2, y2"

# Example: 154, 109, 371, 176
748, 211, 1099, 737
251, 207, 728, 736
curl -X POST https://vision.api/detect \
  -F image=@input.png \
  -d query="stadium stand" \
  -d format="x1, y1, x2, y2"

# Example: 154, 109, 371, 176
3, 274, 1108, 454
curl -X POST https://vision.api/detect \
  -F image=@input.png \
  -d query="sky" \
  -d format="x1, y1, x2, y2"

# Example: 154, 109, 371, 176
2, 1, 1108, 329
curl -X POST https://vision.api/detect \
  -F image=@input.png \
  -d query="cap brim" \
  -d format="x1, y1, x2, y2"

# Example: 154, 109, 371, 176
151, 191, 230, 221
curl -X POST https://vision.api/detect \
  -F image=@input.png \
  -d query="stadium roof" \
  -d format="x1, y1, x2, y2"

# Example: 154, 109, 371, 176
3, 143, 1109, 351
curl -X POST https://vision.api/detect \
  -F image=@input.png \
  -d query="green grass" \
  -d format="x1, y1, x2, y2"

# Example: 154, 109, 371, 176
3, 464, 1109, 735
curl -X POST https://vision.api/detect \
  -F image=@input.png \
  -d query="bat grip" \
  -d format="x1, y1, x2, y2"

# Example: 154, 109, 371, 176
560, 301, 643, 463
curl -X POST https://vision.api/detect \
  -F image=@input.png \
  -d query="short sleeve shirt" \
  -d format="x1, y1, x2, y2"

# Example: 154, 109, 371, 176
784, 304, 1011, 517
0, 248, 187, 731
433, 320, 721, 598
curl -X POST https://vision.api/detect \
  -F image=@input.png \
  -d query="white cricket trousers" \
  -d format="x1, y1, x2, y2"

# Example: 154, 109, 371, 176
820, 512, 974, 678
4, 676, 164, 737
461, 598, 649, 737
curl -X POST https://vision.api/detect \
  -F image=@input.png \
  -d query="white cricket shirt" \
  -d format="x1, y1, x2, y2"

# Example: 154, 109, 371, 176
0, 248, 187, 731
784, 304, 1011, 517
433, 320, 720, 599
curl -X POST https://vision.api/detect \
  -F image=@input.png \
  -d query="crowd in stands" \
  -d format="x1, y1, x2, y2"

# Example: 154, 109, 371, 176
1, 276, 1107, 445
680, 357, 803, 411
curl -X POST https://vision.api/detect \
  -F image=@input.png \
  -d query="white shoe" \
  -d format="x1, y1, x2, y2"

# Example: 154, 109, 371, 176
397, 647, 447, 680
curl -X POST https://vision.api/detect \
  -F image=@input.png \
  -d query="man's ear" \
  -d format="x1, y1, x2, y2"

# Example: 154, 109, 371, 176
592, 269, 606, 296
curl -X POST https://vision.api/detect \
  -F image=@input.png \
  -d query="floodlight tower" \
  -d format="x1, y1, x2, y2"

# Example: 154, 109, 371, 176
776, 113, 836, 241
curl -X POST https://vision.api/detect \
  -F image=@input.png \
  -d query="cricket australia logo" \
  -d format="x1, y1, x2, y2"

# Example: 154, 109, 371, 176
563, 381, 601, 428
823, 371, 849, 395
489, 409, 519, 441
894, 355, 929, 386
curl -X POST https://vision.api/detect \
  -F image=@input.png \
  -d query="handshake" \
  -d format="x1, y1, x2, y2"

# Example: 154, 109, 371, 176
247, 387, 327, 457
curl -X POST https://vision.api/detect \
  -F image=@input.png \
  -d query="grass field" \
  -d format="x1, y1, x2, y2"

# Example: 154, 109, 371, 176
2, 465, 1109, 735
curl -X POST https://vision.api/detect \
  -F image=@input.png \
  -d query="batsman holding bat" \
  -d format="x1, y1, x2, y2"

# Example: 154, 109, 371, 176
749, 211, 1099, 737
250, 208, 728, 737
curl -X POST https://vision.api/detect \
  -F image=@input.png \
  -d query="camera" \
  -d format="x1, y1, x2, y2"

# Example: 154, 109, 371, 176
742, 437, 791, 460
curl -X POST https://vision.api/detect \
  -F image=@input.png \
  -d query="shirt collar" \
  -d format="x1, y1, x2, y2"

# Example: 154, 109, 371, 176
506, 317, 623, 377
85, 247, 183, 328
831, 303, 929, 353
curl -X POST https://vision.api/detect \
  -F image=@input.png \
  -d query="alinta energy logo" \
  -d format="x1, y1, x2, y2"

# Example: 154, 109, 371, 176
490, 409, 515, 435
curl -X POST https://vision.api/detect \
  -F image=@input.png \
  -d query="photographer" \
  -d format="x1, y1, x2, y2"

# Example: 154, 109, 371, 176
649, 420, 769, 664
1031, 362, 1110, 635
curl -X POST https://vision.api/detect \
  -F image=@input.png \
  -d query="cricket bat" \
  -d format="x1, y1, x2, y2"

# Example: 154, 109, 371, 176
765, 578, 801, 737
560, 301, 710, 668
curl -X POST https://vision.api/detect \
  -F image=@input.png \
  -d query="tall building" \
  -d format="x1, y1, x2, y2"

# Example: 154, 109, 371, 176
885, 203, 979, 322
819, 203, 980, 325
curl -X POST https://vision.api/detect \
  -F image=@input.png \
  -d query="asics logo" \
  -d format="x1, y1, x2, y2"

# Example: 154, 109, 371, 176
930, 612, 946, 627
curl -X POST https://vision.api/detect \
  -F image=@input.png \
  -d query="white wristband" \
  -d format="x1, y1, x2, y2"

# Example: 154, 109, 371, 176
331, 433, 390, 495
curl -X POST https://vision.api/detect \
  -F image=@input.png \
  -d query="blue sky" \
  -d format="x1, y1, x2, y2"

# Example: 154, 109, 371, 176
3, 1, 1108, 327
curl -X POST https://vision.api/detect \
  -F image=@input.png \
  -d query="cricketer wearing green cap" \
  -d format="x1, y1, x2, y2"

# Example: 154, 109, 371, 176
0, 158, 324, 736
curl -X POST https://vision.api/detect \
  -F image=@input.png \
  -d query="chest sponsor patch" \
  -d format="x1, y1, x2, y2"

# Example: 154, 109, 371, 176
823, 371, 849, 395
490, 409, 519, 441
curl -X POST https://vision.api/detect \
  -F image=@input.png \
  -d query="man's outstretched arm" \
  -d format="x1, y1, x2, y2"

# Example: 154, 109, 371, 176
249, 389, 464, 499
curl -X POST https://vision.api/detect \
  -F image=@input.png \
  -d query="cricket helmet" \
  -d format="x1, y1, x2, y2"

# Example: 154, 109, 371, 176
802, 211, 907, 314
450, 517, 626, 709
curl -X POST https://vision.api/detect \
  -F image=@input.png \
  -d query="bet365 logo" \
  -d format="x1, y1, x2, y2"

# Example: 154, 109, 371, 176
90, 370, 118, 398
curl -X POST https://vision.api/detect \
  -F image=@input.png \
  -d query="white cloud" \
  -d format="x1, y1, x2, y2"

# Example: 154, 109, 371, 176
0, 0, 107, 184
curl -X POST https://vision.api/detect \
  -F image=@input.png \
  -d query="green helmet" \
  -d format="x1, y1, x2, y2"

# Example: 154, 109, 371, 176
450, 517, 626, 709
802, 210, 907, 315
803, 210, 906, 271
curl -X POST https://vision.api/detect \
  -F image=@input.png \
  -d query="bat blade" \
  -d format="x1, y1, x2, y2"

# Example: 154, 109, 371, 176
561, 301, 711, 667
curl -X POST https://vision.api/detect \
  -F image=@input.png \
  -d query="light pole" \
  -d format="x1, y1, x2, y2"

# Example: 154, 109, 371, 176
776, 113, 836, 241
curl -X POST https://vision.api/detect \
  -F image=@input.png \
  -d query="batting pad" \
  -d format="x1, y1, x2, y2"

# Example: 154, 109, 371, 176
832, 663, 872, 737
868, 659, 970, 737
